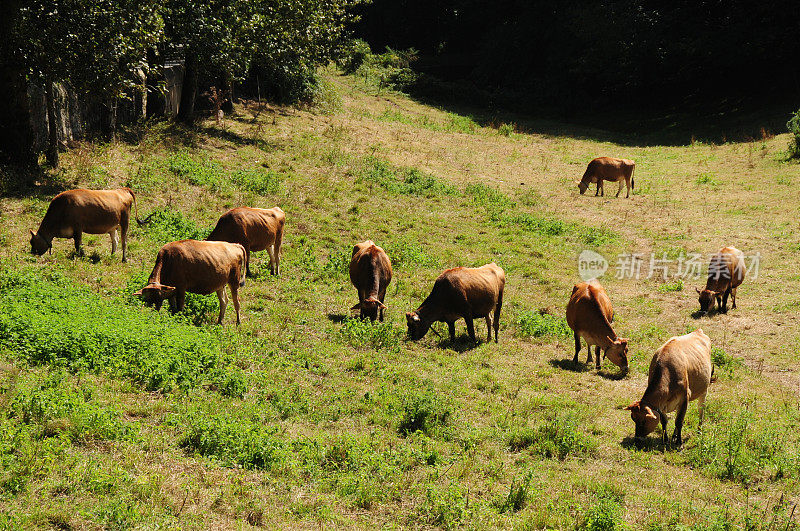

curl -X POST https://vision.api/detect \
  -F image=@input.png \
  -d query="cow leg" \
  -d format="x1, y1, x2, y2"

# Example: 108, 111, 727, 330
586, 345, 593, 364
673, 396, 688, 447
721, 289, 730, 313
493, 293, 502, 343
465, 314, 476, 342
168, 296, 178, 314
594, 181, 600, 196
573, 332, 581, 363
485, 315, 492, 342
245, 247, 253, 277
120, 216, 129, 263
273, 229, 283, 276
230, 284, 241, 325
175, 291, 186, 313
109, 229, 118, 256
448, 321, 456, 341
697, 392, 707, 426
731, 287, 737, 309
625, 177, 631, 198
615, 180, 623, 198
74, 232, 83, 257
595, 346, 601, 370
600, 181, 604, 197
216, 288, 228, 324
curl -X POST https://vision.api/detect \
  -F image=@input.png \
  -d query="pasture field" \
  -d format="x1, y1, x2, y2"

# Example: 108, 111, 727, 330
1, 72, 800, 529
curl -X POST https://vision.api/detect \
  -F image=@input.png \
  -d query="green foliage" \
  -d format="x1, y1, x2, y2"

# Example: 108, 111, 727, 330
230, 168, 282, 195
0, 269, 232, 392
695, 173, 719, 186
338, 318, 402, 351
685, 401, 799, 484
166, 152, 226, 188
515, 311, 571, 339
498, 123, 515, 136
398, 388, 453, 437
384, 240, 437, 268
711, 347, 743, 378
496, 473, 532, 513
506, 413, 596, 460
361, 158, 458, 196
419, 483, 467, 528
339, 39, 372, 74
788, 109, 800, 159
180, 415, 287, 470
145, 209, 207, 243
581, 496, 623, 531
658, 278, 684, 292
10, 370, 135, 443
355, 47, 419, 92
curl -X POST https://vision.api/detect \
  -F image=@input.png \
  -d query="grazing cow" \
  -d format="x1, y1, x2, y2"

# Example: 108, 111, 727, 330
349, 240, 392, 321
207, 207, 284, 276
625, 329, 713, 447
134, 240, 246, 325
577, 157, 635, 198
565, 279, 629, 372
406, 263, 505, 343
696, 246, 745, 314
29, 188, 151, 262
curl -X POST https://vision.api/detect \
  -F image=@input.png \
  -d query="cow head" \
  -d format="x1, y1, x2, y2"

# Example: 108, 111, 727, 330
577, 181, 589, 195
134, 283, 177, 308
605, 336, 629, 372
405, 311, 431, 340
352, 296, 387, 321
29, 230, 51, 256
625, 400, 661, 445
696, 287, 717, 313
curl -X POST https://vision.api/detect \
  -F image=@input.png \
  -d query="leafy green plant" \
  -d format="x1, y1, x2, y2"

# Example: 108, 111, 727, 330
338, 318, 402, 351
581, 496, 623, 531
515, 311, 571, 339
498, 123, 515, 136
398, 389, 453, 437
507, 414, 596, 459
497, 473, 532, 513
658, 278, 684, 292
419, 483, 467, 528
787, 109, 800, 159
145, 208, 207, 243
696, 173, 719, 186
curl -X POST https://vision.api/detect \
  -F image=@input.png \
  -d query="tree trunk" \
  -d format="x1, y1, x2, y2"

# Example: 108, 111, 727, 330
146, 47, 165, 118
44, 81, 59, 167
177, 51, 198, 123
100, 99, 117, 139
222, 70, 234, 114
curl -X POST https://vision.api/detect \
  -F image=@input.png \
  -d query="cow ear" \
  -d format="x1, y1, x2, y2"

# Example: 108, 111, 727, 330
695, 287, 701, 294
133, 289, 144, 297
378, 301, 388, 310
160, 285, 177, 297
29, 229, 35, 237
624, 402, 637, 411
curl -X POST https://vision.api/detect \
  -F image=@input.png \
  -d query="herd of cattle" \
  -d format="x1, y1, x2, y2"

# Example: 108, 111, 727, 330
25, 156, 747, 447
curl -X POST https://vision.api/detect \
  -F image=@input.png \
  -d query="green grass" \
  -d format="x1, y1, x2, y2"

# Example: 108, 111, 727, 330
0, 71, 799, 528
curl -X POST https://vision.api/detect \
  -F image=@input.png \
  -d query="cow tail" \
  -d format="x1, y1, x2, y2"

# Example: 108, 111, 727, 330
130, 188, 155, 226
710, 364, 717, 383
631, 163, 635, 190
239, 246, 247, 288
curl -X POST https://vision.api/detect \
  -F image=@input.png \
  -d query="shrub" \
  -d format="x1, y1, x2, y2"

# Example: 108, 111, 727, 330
515, 311, 571, 339
658, 279, 684, 292
355, 47, 419, 92
498, 123, 515, 136
398, 389, 453, 437
787, 109, 800, 159
339, 39, 372, 74
695, 173, 719, 186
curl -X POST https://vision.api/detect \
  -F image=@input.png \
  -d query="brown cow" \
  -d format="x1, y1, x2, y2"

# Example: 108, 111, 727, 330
577, 157, 635, 198
406, 263, 505, 343
207, 207, 284, 277
29, 188, 151, 262
566, 279, 629, 372
349, 240, 392, 321
696, 246, 745, 314
134, 240, 246, 325
625, 329, 712, 448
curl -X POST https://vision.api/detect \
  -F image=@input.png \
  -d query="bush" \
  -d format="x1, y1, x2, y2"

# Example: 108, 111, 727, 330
339, 39, 372, 74
146, 208, 207, 243
788, 109, 800, 159
515, 311, 571, 339
355, 47, 419, 92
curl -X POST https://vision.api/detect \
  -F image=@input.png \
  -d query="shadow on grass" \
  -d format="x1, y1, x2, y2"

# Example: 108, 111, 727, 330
598, 368, 629, 381
549, 358, 591, 373
327, 313, 349, 324
197, 125, 280, 152
691, 307, 729, 319
435, 334, 480, 353
620, 435, 674, 453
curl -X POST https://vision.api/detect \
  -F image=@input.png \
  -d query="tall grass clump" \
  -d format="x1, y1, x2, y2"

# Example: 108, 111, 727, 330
230, 168, 282, 195
0, 269, 234, 392
506, 413, 597, 460
145, 209, 208, 243
397, 388, 454, 437
166, 152, 226, 188
515, 310, 571, 339
361, 158, 458, 197
179, 415, 288, 470
338, 318, 402, 351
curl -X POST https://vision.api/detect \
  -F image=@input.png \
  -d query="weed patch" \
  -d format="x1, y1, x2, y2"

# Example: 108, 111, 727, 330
398, 388, 454, 437
338, 318, 403, 351
515, 311, 571, 339
360, 158, 458, 197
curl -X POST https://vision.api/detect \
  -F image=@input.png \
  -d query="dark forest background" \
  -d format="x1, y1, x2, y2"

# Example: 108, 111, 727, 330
354, 0, 800, 136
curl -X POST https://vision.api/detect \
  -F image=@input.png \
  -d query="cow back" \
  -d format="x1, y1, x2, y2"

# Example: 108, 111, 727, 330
208, 207, 284, 251
41, 188, 133, 236
155, 240, 245, 295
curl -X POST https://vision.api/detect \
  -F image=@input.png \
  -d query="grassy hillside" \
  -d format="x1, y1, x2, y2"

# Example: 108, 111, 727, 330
1, 72, 799, 529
